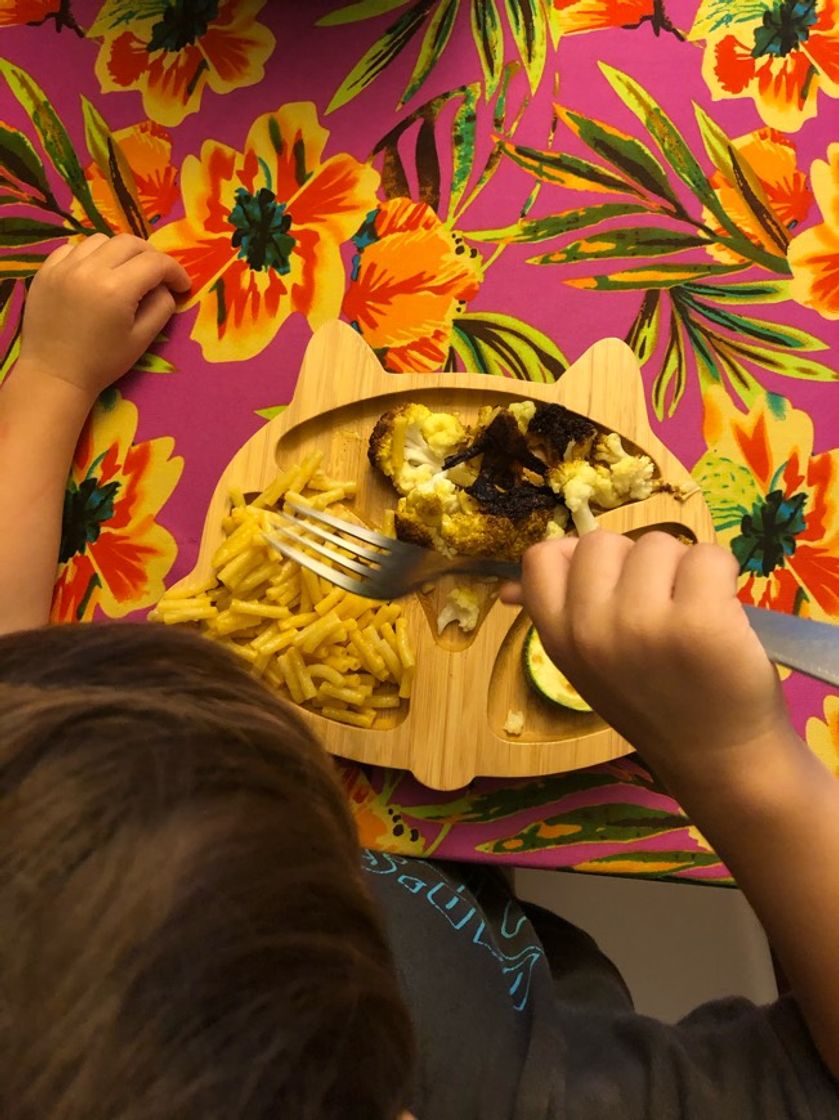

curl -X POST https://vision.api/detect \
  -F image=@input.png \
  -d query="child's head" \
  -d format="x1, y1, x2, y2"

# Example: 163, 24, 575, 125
0, 623, 413, 1120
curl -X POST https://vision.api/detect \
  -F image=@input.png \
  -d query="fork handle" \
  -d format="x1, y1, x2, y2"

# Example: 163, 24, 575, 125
443, 558, 522, 582
743, 606, 839, 688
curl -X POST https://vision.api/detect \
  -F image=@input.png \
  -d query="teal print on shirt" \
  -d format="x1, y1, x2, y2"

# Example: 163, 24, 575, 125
361, 850, 545, 1012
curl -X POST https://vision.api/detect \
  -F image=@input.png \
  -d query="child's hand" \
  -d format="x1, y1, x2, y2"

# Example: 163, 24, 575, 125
17, 234, 190, 403
504, 531, 794, 782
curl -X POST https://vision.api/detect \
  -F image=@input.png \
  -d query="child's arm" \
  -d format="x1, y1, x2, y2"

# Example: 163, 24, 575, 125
0, 234, 190, 635
505, 531, 839, 1076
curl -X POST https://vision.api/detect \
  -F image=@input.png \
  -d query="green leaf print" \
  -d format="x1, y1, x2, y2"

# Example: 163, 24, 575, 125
471, 0, 505, 96
400, 0, 460, 105
466, 202, 650, 242
450, 311, 567, 379
504, 0, 548, 92
0, 61, 111, 235
527, 226, 710, 265
325, 0, 436, 113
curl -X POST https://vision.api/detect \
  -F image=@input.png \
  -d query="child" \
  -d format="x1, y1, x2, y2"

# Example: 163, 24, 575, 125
0, 236, 836, 1119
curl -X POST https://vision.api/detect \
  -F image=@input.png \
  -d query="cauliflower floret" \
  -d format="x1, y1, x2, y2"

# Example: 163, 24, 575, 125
368, 404, 467, 494
594, 432, 655, 502
509, 399, 536, 434
594, 431, 627, 466
503, 709, 525, 736
609, 453, 655, 502
436, 585, 481, 635
422, 410, 467, 456
407, 475, 461, 522
549, 449, 655, 533
548, 460, 602, 535
544, 506, 568, 539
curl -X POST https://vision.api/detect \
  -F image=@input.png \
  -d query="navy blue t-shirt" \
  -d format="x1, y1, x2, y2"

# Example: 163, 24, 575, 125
363, 852, 839, 1120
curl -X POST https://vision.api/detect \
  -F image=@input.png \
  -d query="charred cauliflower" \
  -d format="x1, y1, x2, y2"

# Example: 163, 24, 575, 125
400, 475, 475, 526
524, 402, 598, 465
368, 404, 467, 494
369, 398, 661, 557
396, 505, 553, 561
549, 434, 656, 535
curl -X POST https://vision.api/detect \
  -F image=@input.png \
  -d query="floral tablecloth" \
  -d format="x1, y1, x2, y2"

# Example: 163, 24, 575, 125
1, 0, 837, 881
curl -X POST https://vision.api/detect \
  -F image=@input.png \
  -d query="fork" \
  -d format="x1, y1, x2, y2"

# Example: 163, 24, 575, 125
263, 503, 839, 688
263, 502, 520, 597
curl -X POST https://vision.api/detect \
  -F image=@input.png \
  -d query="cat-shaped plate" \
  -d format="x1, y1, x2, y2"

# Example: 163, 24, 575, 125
170, 320, 715, 790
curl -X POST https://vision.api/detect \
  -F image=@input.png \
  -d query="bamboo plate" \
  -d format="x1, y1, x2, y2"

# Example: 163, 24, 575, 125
171, 320, 715, 790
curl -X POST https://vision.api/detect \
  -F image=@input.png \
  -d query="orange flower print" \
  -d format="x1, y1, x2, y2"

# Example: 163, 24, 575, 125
90, 0, 275, 127
694, 386, 839, 621
336, 762, 427, 856
704, 128, 813, 264
150, 103, 380, 363
51, 391, 182, 623
550, 0, 654, 36
0, 0, 51, 22
75, 120, 179, 235
806, 695, 839, 777
341, 198, 484, 373
689, 0, 839, 131
789, 142, 839, 319
0, 0, 81, 32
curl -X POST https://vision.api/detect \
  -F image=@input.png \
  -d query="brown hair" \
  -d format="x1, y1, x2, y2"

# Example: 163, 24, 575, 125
0, 622, 413, 1120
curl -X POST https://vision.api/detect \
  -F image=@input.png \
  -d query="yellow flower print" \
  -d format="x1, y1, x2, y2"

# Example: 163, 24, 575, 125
90, 0, 276, 127
789, 142, 839, 319
689, 0, 839, 132
150, 103, 380, 362
51, 391, 182, 623
694, 386, 839, 621
806, 694, 839, 776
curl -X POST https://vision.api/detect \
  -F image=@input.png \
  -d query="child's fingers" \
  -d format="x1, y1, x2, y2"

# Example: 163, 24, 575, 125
498, 580, 524, 605
673, 542, 740, 607
119, 250, 191, 298
565, 530, 631, 610
41, 234, 107, 272
67, 232, 111, 262
94, 232, 154, 268
520, 538, 576, 628
39, 241, 76, 271
503, 534, 579, 606
616, 531, 687, 607
133, 284, 177, 341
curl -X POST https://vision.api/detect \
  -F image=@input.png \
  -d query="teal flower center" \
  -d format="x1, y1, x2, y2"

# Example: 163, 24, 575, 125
228, 186, 295, 274
147, 0, 220, 53
731, 488, 807, 578
751, 0, 817, 58
59, 475, 120, 564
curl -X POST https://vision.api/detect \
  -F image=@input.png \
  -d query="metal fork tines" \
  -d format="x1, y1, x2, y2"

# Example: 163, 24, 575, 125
262, 503, 521, 600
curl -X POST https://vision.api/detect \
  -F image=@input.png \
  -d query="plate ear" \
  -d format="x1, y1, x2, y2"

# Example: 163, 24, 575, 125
554, 337, 654, 449
293, 320, 396, 411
